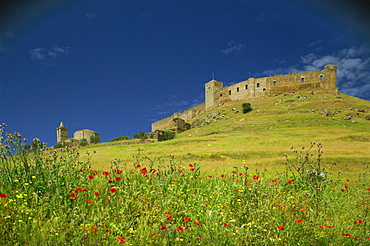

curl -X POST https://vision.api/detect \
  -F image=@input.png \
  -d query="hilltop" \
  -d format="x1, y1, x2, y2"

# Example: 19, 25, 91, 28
86, 93, 369, 179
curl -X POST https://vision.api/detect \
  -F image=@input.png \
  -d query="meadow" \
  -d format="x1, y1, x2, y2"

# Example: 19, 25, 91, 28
1, 94, 369, 245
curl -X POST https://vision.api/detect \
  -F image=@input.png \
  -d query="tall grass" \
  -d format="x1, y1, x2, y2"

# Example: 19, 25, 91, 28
1, 124, 369, 245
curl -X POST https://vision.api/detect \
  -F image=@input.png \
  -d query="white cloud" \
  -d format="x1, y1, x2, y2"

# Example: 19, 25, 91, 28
29, 44, 70, 65
222, 41, 245, 55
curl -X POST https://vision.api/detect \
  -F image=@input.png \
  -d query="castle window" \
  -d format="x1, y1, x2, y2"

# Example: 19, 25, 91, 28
319, 75, 323, 81
245, 85, 248, 89
273, 81, 277, 85
220, 93, 223, 97
256, 83, 260, 88
237, 87, 239, 92
263, 88, 266, 91
229, 90, 232, 95
301, 78, 305, 82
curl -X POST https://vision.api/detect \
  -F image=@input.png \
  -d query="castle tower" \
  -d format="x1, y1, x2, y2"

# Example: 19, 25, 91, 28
56, 121, 68, 143
205, 80, 223, 109
323, 64, 338, 92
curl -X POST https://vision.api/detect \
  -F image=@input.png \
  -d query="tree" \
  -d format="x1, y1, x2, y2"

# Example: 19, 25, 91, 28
242, 102, 252, 113
133, 131, 148, 140
90, 134, 101, 144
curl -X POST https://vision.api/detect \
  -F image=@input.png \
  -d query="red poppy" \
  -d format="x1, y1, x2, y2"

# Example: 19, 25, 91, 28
136, 164, 141, 168
70, 193, 77, 199
103, 172, 109, 176
160, 225, 167, 230
189, 164, 194, 167
221, 174, 226, 178
151, 233, 157, 236
280, 206, 287, 210
223, 222, 230, 227
327, 225, 332, 228
342, 233, 352, 238
299, 209, 306, 212
194, 220, 201, 225
344, 185, 349, 189
253, 175, 259, 180
166, 215, 173, 220
287, 180, 294, 184
94, 192, 100, 196
0, 193, 7, 198
232, 170, 237, 174
150, 169, 156, 173
176, 226, 184, 232
272, 179, 278, 183
105, 229, 110, 233
91, 170, 98, 176
184, 217, 191, 222
76, 188, 83, 191
278, 226, 285, 230
88, 175, 94, 180
319, 225, 325, 229
86, 199, 92, 204
341, 189, 346, 192
115, 177, 121, 182
295, 219, 304, 223
117, 236, 126, 244
141, 168, 148, 176
110, 188, 117, 193
114, 169, 123, 174
93, 232, 98, 235
190, 168, 195, 172
92, 226, 97, 231
239, 173, 244, 176
163, 211, 169, 214
235, 189, 239, 192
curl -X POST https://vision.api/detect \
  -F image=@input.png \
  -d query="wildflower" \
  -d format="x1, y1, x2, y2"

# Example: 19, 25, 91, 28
280, 206, 287, 210
110, 188, 117, 193
295, 219, 304, 223
278, 226, 285, 230
166, 215, 173, 220
327, 225, 332, 228
190, 168, 195, 172
184, 217, 191, 222
70, 193, 77, 199
223, 222, 230, 227
344, 185, 349, 189
88, 175, 94, 180
86, 199, 92, 204
319, 225, 325, 229
103, 172, 110, 176
105, 229, 110, 233
299, 208, 306, 212
342, 233, 352, 238
117, 236, 126, 244
141, 168, 148, 176
94, 192, 100, 196
232, 171, 237, 174
114, 169, 123, 174
272, 179, 278, 183
136, 164, 141, 168
341, 189, 346, 192
0, 193, 7, 198
177, 226, 184, 232
287, 180, 294, 184
115, 177, 121, 182
163, 211, 169, 214
151, 233, 157, 236
194, 220, 201, 226
189, 164, 194, 167
253, 175, 259, 180
92, 226, 97, 231
160, 225, 167, 230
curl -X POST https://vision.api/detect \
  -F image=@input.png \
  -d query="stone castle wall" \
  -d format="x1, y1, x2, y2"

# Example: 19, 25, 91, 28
152, 65, 338, 131
151, 103, 205, 131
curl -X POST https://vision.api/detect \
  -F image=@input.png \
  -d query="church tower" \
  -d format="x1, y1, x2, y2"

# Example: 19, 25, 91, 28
56, 121, 68, 143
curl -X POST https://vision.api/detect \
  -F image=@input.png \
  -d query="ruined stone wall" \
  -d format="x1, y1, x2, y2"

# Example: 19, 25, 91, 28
74, 129, 98, 144
206, 65, 338, 109
151, 103, 205, 132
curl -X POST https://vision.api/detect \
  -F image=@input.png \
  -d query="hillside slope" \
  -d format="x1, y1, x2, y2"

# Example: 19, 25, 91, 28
87, 93, 369, 178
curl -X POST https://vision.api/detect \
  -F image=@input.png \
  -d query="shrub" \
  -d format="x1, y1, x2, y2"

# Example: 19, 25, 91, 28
163, 130, 175, 141
112, 136, 130, 141
133, 131, 148, 140
242, 102, 252, 113
79, 138, 88, 146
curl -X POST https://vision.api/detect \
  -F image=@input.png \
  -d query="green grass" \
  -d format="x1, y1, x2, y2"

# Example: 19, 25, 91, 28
1, 93, 369, 245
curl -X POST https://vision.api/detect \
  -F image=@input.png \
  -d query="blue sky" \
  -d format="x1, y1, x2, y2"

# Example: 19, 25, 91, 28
1, 0, 369, 146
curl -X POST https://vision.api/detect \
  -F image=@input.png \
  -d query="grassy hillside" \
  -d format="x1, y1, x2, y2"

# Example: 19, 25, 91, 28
86, 93, 369, 179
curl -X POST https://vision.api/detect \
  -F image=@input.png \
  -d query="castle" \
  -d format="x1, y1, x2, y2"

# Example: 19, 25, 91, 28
56, 121, 99, 145
151, 64, 338, 132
